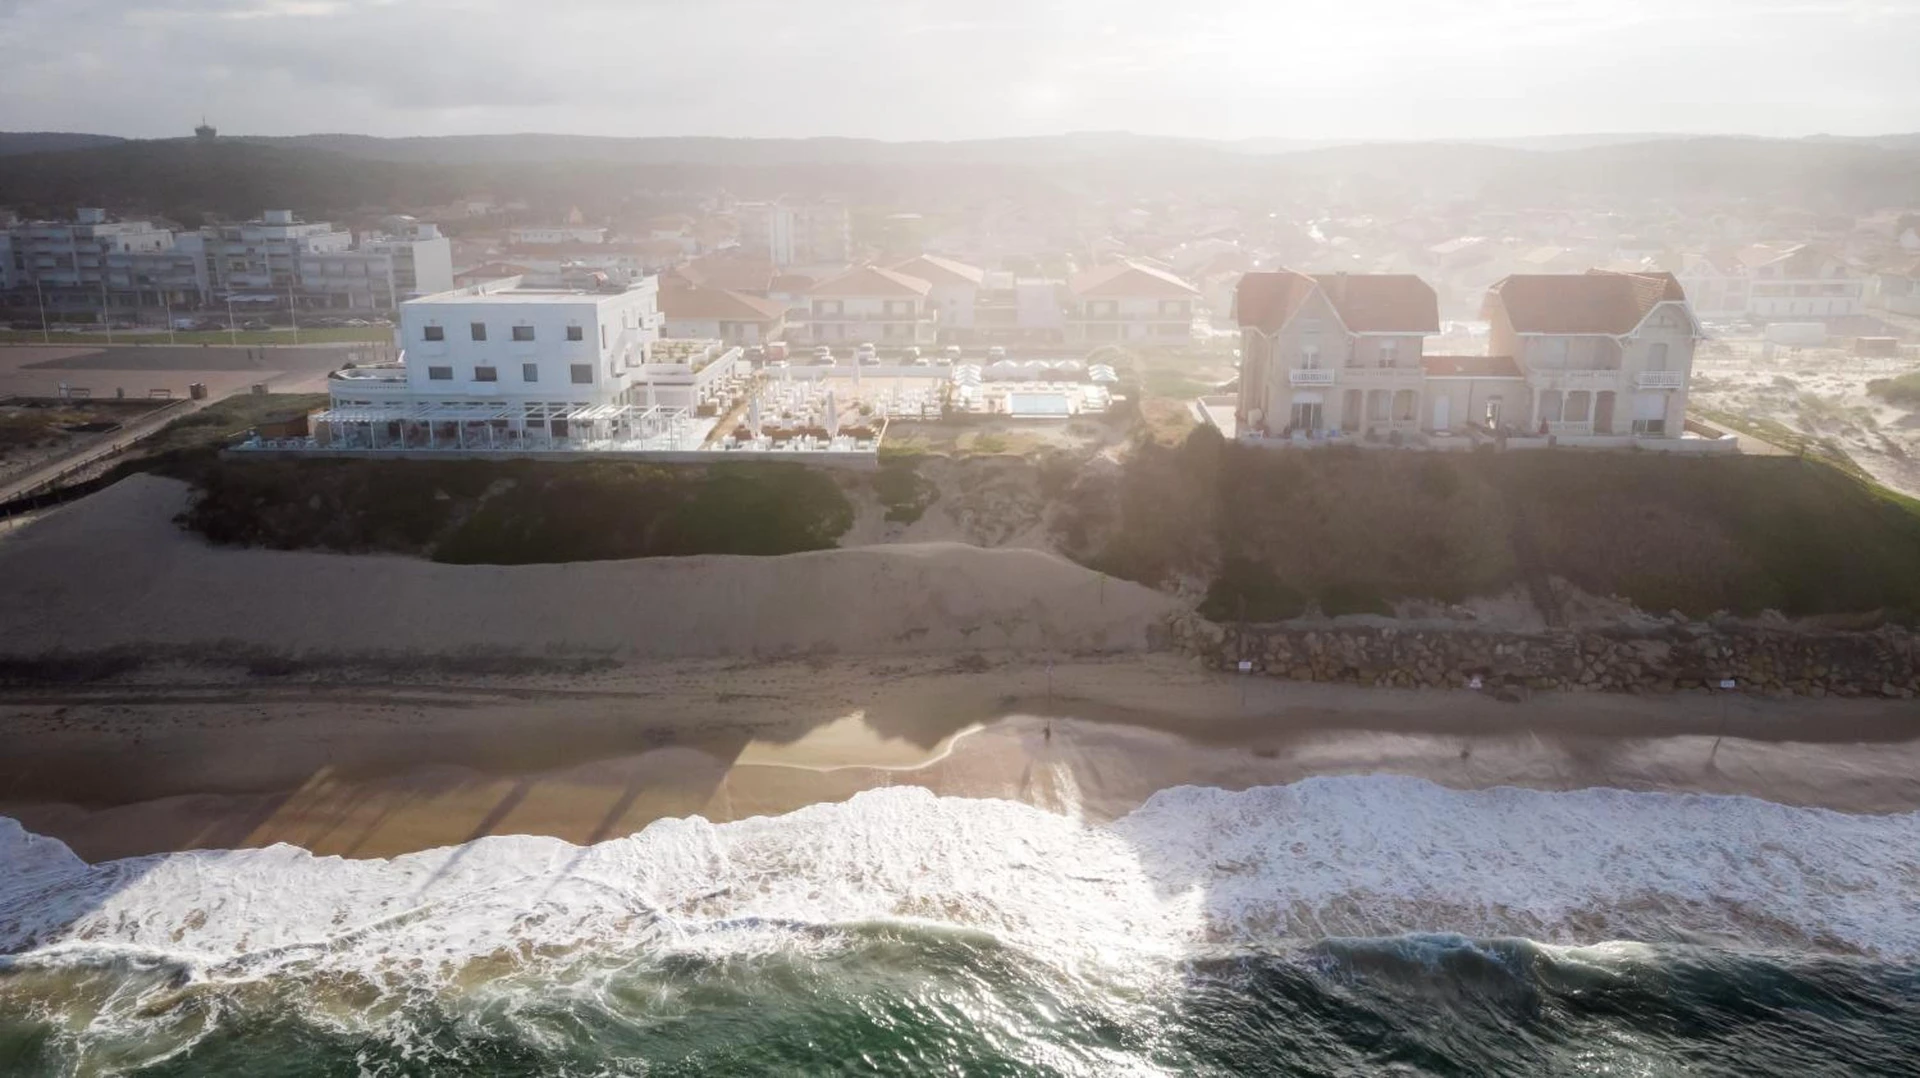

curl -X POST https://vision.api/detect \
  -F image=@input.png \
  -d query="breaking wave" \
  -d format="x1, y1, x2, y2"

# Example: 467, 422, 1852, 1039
4, 776, 1920, 1074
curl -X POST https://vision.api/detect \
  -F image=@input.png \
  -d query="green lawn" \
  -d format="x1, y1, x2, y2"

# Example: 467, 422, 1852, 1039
0, 327, 391, 347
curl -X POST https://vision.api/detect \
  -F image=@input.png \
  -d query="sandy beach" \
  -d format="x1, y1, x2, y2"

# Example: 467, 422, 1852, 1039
5, 654, 1919, 863
3, 475, 1919, 864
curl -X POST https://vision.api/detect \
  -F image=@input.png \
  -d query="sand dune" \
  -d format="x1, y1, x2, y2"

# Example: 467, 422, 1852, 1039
0, 475, 1182, 660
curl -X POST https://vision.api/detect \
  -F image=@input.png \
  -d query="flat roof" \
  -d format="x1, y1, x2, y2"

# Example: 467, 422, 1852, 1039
410, 287, 632, 306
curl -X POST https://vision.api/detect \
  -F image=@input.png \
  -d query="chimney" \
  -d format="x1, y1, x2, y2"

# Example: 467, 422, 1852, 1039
1331, 270, 1349, 304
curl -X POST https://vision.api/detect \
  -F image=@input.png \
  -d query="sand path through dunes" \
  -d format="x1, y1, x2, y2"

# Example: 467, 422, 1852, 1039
0, 475, 1181, 660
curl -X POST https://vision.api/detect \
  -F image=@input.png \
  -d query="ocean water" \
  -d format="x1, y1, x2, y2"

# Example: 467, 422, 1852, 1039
3, 775, 1919, 1076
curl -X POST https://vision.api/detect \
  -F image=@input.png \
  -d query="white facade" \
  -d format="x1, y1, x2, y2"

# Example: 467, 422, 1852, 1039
300, 222, 454, 309
389, 279, 663, 407
734, 199, 851, 267
509, 226, 608, 246
4, 207, 453, 316
204, 209, 353, 295
1741, 245, 1865, 320
319, 278, 748, 449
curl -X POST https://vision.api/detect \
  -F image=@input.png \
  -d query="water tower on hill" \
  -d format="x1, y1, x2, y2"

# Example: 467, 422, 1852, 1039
194, 118, 217, 142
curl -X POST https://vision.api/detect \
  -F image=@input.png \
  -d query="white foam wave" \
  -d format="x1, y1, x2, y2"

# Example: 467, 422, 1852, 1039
3, 776, 1919, 988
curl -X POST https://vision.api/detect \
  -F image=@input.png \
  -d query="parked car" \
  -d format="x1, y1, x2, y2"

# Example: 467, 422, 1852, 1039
241, 319, 272, 331
987, 345, 1007, 361
343, 318, 371, 327
899, 346, 922, 361
813, 346, 833, 361
943, 345, 963, 361
813, 356, 837, 367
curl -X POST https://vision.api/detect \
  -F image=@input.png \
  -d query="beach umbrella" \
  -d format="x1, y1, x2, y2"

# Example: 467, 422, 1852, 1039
750, 395, 763, 438
824, 388, 840, 437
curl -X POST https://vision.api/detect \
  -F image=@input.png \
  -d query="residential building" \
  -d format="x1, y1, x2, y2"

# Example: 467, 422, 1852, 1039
1672, 250, 1751, 321
202, 209, 354, 296
1869, 258, 1920, 317
659, 284, 789, 345
0, 208, 185, 318
733, 199, 852, 267
891, 254, 985, 341
806, 265, 937, 345
298, 220, 453, 309
974, 272, 1067, 344
1064, 261, 1199, 345
1233, 268, 1701, 444
508, 225, 608, 246
1483, 270, 1699, 438
1737, 243, 1865, 320
1235, 271, 1440, 436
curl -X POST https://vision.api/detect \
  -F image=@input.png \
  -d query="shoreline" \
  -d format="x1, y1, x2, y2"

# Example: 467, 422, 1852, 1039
4, 655, 1919, 863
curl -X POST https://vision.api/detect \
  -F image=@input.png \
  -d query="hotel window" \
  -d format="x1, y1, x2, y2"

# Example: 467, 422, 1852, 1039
470, 322, 487, 341
522, 362, 539, 382
422, 324, 444, 341
1378, 340, 1399, 368
427, 366, 452, 381
474, 366, 498, 382
567, 325, 584, 341
512, 325, 535, 342
570, 364, 593, 384
1647, 343, 1669, 371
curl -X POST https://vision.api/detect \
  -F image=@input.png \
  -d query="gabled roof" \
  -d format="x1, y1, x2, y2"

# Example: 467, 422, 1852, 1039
1314, 273, 1438, 333
1484, 270, 1689, 335
1234, 270, 1437, 334
670, 256, 776, 294
660, 286, 789, 323
1234, 271, 1317, 332
1423, 354, 1523, 379
891, 254, 985, 287
1067, 260, 1198, 298
809, 265, 932, 298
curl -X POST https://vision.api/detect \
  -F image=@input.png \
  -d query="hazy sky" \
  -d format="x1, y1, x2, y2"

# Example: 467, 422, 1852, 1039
3, 0, 1918, 141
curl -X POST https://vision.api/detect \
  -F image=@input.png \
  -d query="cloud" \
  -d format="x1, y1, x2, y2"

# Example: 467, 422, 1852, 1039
0, 0, 1915, 139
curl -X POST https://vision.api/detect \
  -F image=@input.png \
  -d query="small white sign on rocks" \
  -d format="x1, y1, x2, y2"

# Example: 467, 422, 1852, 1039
1237, 661, 1253, 673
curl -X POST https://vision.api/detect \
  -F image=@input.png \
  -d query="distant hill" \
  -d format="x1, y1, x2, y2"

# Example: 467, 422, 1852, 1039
0, 129, 1915, 222
0, 132, 126, 156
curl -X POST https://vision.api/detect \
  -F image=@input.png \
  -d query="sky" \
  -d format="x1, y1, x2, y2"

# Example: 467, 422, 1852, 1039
2, 0, 1919, 142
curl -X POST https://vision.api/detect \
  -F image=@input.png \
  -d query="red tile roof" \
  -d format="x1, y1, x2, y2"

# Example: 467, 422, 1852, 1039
1422, 354, 1523, 378
659, 286, 789, 323
1485, 270, 1688, 335
670, 256, 777, 294
891, 254, 985, 287
1235, 270, 1437, 333
1068, 260, 1198, 298
1314, 273, 1438, 333
809, 265, 932, 298
1235, 270, 1317, 331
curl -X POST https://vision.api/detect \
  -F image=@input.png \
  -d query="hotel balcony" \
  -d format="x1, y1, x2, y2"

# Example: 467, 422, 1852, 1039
1636, 371, 1686, 390
1289, 367, 1337, 386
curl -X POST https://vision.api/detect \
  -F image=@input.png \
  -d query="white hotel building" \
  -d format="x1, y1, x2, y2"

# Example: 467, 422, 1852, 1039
316, 276, 745, 451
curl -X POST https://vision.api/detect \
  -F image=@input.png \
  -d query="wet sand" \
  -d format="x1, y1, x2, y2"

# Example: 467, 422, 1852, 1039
4, 654, 1919, 862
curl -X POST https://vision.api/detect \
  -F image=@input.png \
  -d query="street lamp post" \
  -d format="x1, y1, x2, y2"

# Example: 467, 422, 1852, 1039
287, 281, 299, 346
34, 278, 49, 344
227, 296, 238, 346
